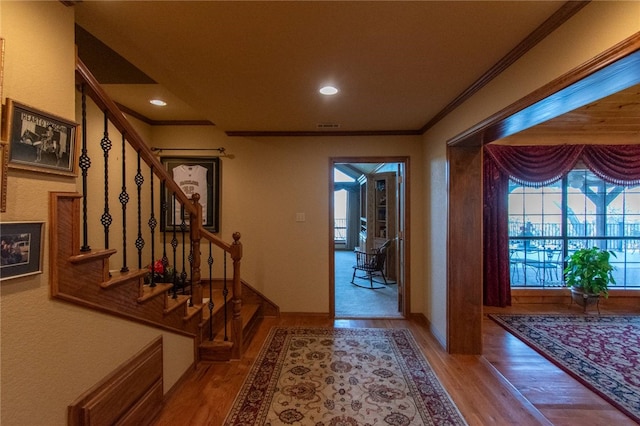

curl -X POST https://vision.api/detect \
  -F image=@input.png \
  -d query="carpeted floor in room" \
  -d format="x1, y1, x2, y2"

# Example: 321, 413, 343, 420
334, 249, 402, 318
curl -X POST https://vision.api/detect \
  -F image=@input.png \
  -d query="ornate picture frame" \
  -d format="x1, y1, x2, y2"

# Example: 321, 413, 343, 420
3, 99, 79, 176
0, 140, 7, 213
0, 38, 6, 212
0, 221, 45, 281
160, 156, 220, 233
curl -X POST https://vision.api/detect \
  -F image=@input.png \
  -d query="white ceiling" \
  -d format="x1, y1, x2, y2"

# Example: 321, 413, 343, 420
73, 1, 566, 133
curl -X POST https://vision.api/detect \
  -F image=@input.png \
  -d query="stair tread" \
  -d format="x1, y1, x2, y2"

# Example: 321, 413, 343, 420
200, 289, 228, 319
101, 269, 147, 289
199, 339, 233, 349
164, 295, 190, 314
138, 283, 173, 303
68, 248, 117, 264
203, 303, 261, 343
185, 303, 205, 320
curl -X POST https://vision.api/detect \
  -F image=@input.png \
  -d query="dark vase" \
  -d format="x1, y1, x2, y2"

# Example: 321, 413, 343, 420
570, 287, 601, 313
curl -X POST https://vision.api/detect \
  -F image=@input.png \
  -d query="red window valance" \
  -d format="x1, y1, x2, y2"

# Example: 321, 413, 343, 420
483, 144, 640, 307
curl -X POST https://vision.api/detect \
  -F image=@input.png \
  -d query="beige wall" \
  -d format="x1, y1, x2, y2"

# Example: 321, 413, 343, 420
150, 127, 425, 313
422, 1, 640, 343
0, 3, 192, 426
1, 3, 423, 423
2, 0, 638, 424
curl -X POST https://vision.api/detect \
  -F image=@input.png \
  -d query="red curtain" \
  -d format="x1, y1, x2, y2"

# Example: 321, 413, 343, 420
483, 151, 512, 307
482, 144, 640, 307
583, 145, 640, 185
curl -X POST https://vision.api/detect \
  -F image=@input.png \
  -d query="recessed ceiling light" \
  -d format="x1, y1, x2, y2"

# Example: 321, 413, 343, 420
149, 99, 167, 106
319, 86, 339, 96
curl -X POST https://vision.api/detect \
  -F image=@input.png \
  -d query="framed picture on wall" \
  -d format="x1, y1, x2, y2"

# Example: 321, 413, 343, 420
3, 99, 79, 176
0, 222, 45, 281
0, 39, 6, 212
0, 37, 4, 133
0, 140, 7, 213
160, 156, 220, 233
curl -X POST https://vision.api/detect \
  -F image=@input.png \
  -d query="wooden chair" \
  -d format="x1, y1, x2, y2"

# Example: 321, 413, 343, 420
351, 240, 391, 289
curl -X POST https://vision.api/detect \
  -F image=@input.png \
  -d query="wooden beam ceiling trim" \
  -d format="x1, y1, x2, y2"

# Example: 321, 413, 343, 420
226, 130, 421, 137
420, 1, 590, 135
448, 32, 640, 147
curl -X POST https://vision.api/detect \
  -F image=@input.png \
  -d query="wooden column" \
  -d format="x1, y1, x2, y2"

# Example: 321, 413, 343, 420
230, 232, 243, 359
447, 146, 483, 354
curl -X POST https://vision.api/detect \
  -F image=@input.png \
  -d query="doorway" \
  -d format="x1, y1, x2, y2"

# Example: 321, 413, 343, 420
329, 157, 409, 318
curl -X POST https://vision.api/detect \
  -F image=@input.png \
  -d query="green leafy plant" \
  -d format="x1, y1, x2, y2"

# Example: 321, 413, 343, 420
563, 247, 616, 297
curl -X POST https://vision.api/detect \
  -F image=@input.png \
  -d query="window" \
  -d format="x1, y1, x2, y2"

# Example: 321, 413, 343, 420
334, 168, 355, 242
508, 168, 640, 289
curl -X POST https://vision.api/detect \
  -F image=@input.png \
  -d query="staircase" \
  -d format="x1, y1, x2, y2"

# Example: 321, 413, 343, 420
47, 58, 279, 364
198, 280, 278, 361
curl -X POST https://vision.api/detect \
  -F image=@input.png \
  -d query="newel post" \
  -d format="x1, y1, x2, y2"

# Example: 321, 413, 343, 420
190, 194, 203, 306
230, 232, 243, 358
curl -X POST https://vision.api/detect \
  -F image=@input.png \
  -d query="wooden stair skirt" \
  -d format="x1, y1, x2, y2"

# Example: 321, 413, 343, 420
50, 192, 277, 364
197, 279, 280, 361
198, 291, 263, 362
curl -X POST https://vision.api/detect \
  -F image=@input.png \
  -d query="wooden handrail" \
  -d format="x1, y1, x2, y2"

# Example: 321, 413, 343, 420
75, 57, 237, 256
70, 57, 249, 360
76, 58, 194, 215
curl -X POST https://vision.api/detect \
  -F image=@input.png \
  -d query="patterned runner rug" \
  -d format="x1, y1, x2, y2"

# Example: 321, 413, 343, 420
224, 327, 467, 425
489, 314, 640, 423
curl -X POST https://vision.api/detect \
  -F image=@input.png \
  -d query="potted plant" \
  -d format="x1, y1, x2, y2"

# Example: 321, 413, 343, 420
564, 246, 616, 311
144, 258, 175, 284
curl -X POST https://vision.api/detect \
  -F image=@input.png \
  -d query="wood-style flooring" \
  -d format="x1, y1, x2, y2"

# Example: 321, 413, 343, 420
152, 305, 638, 425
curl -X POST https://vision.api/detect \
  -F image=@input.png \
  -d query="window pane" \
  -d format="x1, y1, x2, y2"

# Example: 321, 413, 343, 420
509, 171, 640, 289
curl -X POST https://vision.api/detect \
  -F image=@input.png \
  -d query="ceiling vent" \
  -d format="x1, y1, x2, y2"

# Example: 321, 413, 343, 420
317, 123, 341, 129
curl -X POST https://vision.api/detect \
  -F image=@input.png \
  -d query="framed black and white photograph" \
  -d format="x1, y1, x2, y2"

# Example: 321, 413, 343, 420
3, 99, 78, 176
0, 37, 4, 133
0, 39, 6, 212
0, 140, 7, 213
160, 156, 220, 233
1, 222, 44, 281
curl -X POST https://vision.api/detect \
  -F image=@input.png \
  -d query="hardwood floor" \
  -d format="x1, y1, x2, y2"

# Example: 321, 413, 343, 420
153, 306, 637, 425
484, 303, 637, 426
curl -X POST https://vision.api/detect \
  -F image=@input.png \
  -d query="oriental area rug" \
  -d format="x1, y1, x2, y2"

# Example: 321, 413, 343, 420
224, 327, 467, 426
489, 314, 640, 423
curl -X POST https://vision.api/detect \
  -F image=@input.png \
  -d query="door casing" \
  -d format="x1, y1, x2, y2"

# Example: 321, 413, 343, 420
329, 156, 410, 318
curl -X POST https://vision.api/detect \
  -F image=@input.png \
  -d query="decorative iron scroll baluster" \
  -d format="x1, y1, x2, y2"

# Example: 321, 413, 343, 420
223, 251, 228, 341
149, 167, 157, 288
171, 192, 179, 299
208, 242, 214, 340
79, 84, 91, 253
134, 153, 145, 269
119, 133, 129, 272
100, 112, 113, 248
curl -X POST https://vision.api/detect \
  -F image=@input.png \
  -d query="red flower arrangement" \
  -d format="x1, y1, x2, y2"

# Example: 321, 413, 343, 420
144, 259, 174, 283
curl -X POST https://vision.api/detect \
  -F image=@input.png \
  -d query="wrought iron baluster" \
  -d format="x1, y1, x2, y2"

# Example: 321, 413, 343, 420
79, 84, 91, 252
208, 241, 214, 341
135, 153, 145, 269
188, 232, 194, 306
171, 192, 179, 299
149, 166, 157, 288
161, 195, 168, 276
100, 112, 112, 248
119, 133, 129, 272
